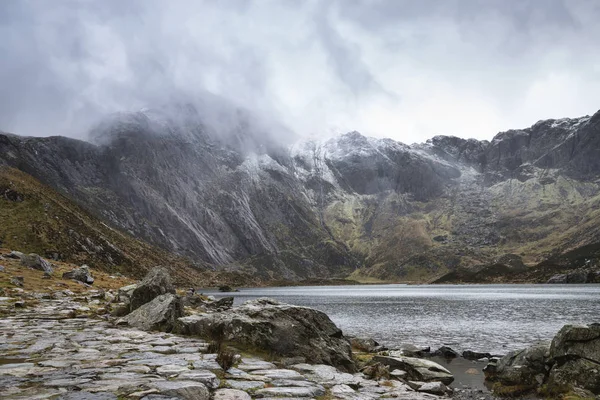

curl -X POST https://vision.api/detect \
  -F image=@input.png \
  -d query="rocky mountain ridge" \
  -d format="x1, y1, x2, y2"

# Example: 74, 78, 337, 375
1, 107, 600, 281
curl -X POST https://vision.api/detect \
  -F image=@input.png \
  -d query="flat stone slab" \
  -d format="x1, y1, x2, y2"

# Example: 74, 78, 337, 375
225, 380, 266, 390
214, 388, 252, 400
156, 364, 191, 375
252, 369, 305, 380
255, 386, 326, 397
178, 370, 220, 389
151, 380, 210, 400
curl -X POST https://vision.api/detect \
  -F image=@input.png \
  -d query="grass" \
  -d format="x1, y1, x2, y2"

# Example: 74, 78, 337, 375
0, 249, 133, 293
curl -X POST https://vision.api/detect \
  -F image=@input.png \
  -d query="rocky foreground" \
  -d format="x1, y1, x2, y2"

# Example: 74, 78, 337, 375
1, 260, 598, 399
0, 264, 472, 400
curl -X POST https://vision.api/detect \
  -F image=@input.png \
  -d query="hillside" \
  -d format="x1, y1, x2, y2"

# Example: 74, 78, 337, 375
0, 167, 250, 286
1, 107, 600, 282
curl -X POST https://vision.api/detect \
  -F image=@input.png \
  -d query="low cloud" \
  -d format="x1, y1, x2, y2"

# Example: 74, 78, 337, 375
1, 0, 599, 143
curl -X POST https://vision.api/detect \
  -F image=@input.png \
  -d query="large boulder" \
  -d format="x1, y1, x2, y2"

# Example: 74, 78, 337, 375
129, 267, 175, 311
117, 293, 182, 332
177, 298, 355, 372
373, 355, 454, 385
483, 342, 549, 387
547, 324, 600, 394
20, 253, 53, 274
62, 265, 94, 284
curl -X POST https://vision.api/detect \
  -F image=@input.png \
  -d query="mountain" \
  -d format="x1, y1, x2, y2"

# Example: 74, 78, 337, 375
0, 167, 253, 286
1, 107, 599, 282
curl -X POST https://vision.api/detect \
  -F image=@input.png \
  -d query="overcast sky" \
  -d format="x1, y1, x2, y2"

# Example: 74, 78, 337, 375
1, 0, 599, 143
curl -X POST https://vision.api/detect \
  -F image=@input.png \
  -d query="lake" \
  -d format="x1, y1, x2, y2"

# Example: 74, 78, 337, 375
201, 284, 600, 355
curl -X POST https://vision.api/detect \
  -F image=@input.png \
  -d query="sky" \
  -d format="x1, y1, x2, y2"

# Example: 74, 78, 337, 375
1, 0, 599, 144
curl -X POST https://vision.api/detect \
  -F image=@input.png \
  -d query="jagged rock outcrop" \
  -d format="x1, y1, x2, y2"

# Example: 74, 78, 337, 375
2, 107, 600, 281
485, 323, 600, 396
177, 298, 356, 372
117, 293, 183, 332
19, 253, 53, 275
373, 355, 454, 385
62, 265, 94, 284
129, 267, 175, 311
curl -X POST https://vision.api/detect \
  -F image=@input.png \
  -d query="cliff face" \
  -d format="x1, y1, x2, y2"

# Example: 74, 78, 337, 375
1, 108, 600, 281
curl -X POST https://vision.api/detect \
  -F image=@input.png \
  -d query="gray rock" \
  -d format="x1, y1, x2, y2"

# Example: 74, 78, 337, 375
178, 370, 220, 389
417, 381, 451, 395
130, 267, 175, 311
484, 342, 549, 386
255, 386, 326, 397
63, 265, 94, 284
178, 298, 355, 372
462, 350, 492, 360
214, 388, 252, 400
151, 380, 209, 400
547, 323, 600, 394
349, 337, 383, 353
6, 250, 24, 259
117, 293, 183, 332
547, 357, 600, 395
373, 355, 454, 385
57, 393, 118, 400
549, 323, 600, 364
225, 380, 265, 390
20, 253, 53, 274
10, 276, 24, 287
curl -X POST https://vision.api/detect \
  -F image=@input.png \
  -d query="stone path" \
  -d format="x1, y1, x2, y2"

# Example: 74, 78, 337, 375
0, 295, 449, 399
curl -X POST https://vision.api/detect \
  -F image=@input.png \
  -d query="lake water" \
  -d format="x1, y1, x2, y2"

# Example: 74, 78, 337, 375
202, 284, 600, 355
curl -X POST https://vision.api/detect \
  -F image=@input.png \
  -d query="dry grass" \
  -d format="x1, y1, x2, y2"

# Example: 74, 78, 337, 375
0, 249, 133, 294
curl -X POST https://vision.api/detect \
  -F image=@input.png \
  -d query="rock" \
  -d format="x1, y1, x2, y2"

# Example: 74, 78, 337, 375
151, 380, 209, 400
547, 323, 600, 394
417, 381, 452, 395
130, 267, 175, 311
10, 276, 24, 287
213, 388, 251, 400
360, 362, 390, 380
6, 250, 23, 259
118, 284, 137, 303
117, 293, 183, 332
14, 300, 25, 308
549, 323, 600, 364
208, 296, 234, 310
435, 346, 459, 358
156, 364, 190, 375
390, 369, 407, 379
178, 298, 355, 372
218, 285, 238, 292
396, 344, 431, 358
547, 358, 600, 395
178, 370, 220, 389
62, 265, 94, 284
20, 253, 53, 274
462, 350, 492, 360
349, 337, 385, 352
0, 265, 5, 272
546, 274, 568, 284
373, 355, 454, 385
255, 386, 326, 397
484, 342, 549, 387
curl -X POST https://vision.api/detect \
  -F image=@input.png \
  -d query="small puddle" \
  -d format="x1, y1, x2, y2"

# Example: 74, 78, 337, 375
0, 357, 28, 365
430, 356, 492, 392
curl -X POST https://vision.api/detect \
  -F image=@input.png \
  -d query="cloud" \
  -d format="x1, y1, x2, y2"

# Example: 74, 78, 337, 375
0, 0, 599, 143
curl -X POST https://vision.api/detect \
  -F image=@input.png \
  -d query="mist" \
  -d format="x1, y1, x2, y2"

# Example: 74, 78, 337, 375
1, 0, 599, 144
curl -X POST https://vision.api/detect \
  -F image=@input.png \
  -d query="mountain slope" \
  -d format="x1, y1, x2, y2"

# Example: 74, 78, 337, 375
1, 108, 600, 282
0, 167, 215, 285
